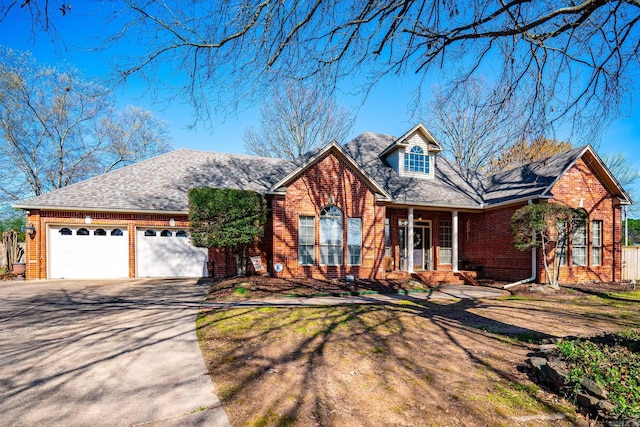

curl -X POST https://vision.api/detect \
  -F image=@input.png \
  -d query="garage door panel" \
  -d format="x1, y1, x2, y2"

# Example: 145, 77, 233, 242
136, 229, 208, 278
49, 226, 129, 279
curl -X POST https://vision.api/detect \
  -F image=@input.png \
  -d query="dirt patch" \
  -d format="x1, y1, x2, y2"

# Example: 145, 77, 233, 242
198, 279, 640, 426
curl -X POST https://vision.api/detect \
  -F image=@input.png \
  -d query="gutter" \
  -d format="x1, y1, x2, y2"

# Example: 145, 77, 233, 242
503, 199, 537, 289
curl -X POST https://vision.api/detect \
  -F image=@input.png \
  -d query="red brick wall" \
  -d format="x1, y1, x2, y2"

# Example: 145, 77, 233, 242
459, 204, 533, 281
272, 151, 386, 279
541, 157, 621, 284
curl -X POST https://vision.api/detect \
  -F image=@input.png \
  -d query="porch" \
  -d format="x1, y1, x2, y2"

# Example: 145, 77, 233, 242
385, 206, 469, 277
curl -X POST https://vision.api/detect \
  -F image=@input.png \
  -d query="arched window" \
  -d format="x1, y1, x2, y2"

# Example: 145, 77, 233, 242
77, 228, 90, 236
161, 230, 173, 237
320, 205, 342, 265
144, 229, 157, 237
111, 229, 124, 236
404, 146, 429, 174
59, 227, 72, 236
94, 228, 107, 236
176, 230, 188, 238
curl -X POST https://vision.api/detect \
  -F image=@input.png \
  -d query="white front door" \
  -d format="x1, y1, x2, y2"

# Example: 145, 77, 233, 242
136, 228, 208, 277
48, 225, 129, 279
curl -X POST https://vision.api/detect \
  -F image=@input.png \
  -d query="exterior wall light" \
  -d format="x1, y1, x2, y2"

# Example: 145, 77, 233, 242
25, 223, 36, 237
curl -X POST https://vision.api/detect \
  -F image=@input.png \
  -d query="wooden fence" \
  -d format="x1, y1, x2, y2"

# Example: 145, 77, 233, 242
622, 246, 640, 280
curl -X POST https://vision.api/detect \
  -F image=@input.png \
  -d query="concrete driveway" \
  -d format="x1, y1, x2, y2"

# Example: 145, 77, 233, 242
0, 278, 230, 427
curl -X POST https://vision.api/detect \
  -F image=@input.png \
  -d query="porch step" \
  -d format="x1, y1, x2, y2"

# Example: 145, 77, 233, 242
386, 270, 478, 286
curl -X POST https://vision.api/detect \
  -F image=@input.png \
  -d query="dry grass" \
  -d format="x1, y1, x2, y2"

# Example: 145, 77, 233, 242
197, 284, 640, 427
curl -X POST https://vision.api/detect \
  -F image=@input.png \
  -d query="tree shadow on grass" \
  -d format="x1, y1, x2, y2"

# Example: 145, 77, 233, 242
199, 295, 592, 426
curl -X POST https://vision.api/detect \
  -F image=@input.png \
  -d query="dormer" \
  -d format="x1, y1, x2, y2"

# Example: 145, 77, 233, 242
378, 123, 443, 179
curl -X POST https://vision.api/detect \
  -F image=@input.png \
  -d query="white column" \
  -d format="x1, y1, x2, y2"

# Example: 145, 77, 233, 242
452, 210, 459, 272
408, 207, 414, 273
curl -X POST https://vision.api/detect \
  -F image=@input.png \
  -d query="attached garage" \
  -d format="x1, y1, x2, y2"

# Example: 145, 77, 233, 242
136, 228, 208, 278
48, 225, 129, 279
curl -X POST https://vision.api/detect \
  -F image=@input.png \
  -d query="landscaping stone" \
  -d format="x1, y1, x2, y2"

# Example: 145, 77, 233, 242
528, 356, 549, 382
597, 400, 615, 414
576, 392, 599, 408
546, 360, 569, 388
536, 344, 557, 356
581, 378, 608, 400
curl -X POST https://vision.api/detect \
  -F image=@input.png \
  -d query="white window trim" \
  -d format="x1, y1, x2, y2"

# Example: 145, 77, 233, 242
399, 148, 435, 179
347, 218, 362, 266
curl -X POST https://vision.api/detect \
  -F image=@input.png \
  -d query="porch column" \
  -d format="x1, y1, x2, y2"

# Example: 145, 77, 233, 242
452, 210, 459, 272
408, 207, 414, 273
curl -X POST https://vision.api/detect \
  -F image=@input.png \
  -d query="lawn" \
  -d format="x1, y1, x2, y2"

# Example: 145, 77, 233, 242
197, 283, 640, 427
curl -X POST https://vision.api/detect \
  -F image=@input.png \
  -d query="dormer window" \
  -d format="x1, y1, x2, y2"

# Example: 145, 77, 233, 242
404, 146, 429, 174
378, 124, 442, 179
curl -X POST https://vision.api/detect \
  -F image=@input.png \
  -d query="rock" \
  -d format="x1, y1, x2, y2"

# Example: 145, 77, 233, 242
582, 378, 609, 400
536, 344, 557, 356
547, 361, 569, 388
528, 356, 549, 382
576, 392, 599, 408
597, 399, 615, 414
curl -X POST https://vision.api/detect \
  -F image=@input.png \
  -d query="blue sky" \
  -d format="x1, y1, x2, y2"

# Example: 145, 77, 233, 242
2, 5, 639, 201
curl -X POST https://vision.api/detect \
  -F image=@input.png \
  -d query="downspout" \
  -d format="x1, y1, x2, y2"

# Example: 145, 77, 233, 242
503, 199, 537, 289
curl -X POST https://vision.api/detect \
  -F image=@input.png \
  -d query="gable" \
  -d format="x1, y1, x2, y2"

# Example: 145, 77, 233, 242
548, 156, 624, 207
285, 151, 381, 216
269, 142, 392, 201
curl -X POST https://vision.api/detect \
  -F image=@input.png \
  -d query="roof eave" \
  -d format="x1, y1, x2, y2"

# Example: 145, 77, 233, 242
13, 203, 189, 216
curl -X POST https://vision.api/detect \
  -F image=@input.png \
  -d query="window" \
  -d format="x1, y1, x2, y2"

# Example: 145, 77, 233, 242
404, 146, 429, 174
592, 220, 602, 266
111, 229, 124, 236
77, 228, 90, 236
161, 230, 173, 237
439, 220, 452, 264
59, 227, 72, 236
348, 218, 362, 265
94, 228, 107, 236
144, 229, 157, 237
557, 222, 568, 266
384, 218, 391, 257
320, 205, 343, 265
176, 230, 188, 238
298, 216, 315, 265
572, 219, 587, 266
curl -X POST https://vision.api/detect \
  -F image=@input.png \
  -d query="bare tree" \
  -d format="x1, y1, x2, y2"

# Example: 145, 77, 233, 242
423, 77, 528, 172
243, 84, 353, 160
0, 48, 172, 208
3, 1, 639, 138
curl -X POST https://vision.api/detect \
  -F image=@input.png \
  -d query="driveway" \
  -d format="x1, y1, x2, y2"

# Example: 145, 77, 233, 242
0, 278, 230, 427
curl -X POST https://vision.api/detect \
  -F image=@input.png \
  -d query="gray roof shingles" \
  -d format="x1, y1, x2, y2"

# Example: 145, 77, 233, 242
17, 149, 295, 212
16, 134, 591, 213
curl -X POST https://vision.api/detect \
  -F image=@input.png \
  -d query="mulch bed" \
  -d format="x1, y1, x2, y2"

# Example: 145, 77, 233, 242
206, 275, 431, 300
207, 274, 637, 301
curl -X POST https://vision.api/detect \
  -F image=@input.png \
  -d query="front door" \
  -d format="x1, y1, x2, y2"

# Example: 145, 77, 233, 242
413, 225, 432, 270
399, 220, 432, 271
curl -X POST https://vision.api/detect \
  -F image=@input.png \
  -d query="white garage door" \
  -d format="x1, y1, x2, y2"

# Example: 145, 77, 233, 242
136, 228, 208, 278
48, 225, 129, 279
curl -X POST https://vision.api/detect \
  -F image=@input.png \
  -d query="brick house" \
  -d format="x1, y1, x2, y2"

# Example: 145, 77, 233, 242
15, 124, 631, 284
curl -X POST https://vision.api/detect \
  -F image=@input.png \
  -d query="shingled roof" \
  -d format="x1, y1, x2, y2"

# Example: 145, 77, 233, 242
15, 131, 630, 213
15, 149, 295, 213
